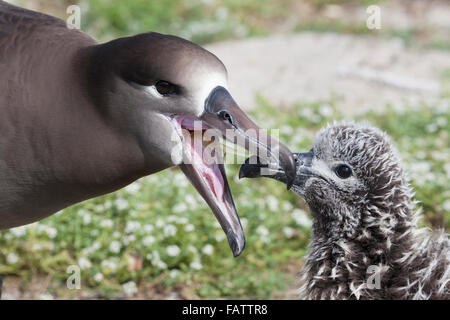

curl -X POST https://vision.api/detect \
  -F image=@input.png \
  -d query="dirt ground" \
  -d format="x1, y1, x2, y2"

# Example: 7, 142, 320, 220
206, 32, 450, 113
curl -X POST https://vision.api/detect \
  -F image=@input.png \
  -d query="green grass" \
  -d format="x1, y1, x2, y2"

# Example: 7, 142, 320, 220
80, 0, 292, 43
78, 0, 385, 44
77, 0, 450, 53
1, 98, 448, 299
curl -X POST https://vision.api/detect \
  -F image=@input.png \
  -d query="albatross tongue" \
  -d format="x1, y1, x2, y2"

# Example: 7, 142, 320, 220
173, 116, 245, 257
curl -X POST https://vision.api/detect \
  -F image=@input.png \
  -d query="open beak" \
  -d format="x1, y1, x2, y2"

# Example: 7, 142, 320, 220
179, 161, 244, 257
169, 86, 295, 257
239, 151, 314, 187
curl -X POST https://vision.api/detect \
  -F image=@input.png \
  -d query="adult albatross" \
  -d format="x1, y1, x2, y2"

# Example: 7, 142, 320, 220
0, 1, 296, 257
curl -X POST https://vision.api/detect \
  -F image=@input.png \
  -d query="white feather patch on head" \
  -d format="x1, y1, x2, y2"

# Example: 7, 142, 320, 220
143, 85, 165, 99
192, 71, 228, 116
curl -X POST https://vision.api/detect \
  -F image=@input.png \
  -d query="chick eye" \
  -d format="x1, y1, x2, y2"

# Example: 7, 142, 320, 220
335, 164, 352, 179
155, 80, 176, 95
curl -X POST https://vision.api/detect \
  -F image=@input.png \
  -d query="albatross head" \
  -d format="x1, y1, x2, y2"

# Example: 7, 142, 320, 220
89, 32, 296, 256
240, 122, 410, 240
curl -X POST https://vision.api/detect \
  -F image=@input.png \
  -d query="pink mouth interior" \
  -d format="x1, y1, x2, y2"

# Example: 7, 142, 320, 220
170, 115, 226, 202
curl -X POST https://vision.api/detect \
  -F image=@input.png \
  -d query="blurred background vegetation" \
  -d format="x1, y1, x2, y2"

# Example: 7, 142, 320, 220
1, 0, 449, 299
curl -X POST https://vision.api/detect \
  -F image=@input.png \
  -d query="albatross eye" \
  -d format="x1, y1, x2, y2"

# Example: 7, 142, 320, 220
155, 80, 176, 95
335, 164, 352, 179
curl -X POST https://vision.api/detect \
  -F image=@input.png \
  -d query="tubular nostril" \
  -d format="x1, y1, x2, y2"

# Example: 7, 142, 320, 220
218, 110, 233, 125
294, 155, 303, 166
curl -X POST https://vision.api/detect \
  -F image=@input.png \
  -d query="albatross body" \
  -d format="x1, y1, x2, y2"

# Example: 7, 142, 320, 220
0, 1, 295, 256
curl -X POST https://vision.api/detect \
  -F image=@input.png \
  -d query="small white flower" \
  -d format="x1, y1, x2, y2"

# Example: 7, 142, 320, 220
122, 281, 138, 296
426, 123, 438, 133
292, 209, 312, 227
445, 164, 450, 179
190, 260, 203, 270
104, 201, 112, 209
122, 234, 136, 245
319, 104, 333, 118
32, 243, 42, 251
282, 201, 293, 211
77, 209, 89, 216
215, 233, 225, 242
148, 250, 167, 269
173, 173, 189, 187
93, 272, 104, 282
114, 198, 129, 211
78, 257, 92, 270
436, 116, 447, 127
125, 182, 141, 194
256, 225, 269, 237
156, 219, 164, 228
177, 217, 188, 225
266, 195, 278, 212
36, 225, 56, 238
163, 224, 177, 237
443, 200, 450, 212
125, 221, 141, 233
101, 259, 118, 272
10, 226, 27, 237
166, 245, 181, 257
167, 215, 178, 223
184, 194, 199, 209
202, 244, 214, 256
185, 224, 195, 232
109, 241, 121, 254
283, 226, 295, 239
188, 245, 198, 254
149, 250, 160, 261
142, 235, 156, 247
100, 219, 113, 228
83, 214, 92, 225
45, 227, 58, 239
143, 224, 154, 233
280, 124, 294, 135
169, 269, 179, 279
7, 252, 19, 264
156, 260, 168, 269
172, 203, 187, 213
90, 241, 101, 252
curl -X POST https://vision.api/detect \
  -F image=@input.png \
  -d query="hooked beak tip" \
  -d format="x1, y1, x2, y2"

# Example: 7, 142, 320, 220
283, 153, 297, 190
227, 229, 246, 257
238, 169, 245, 180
